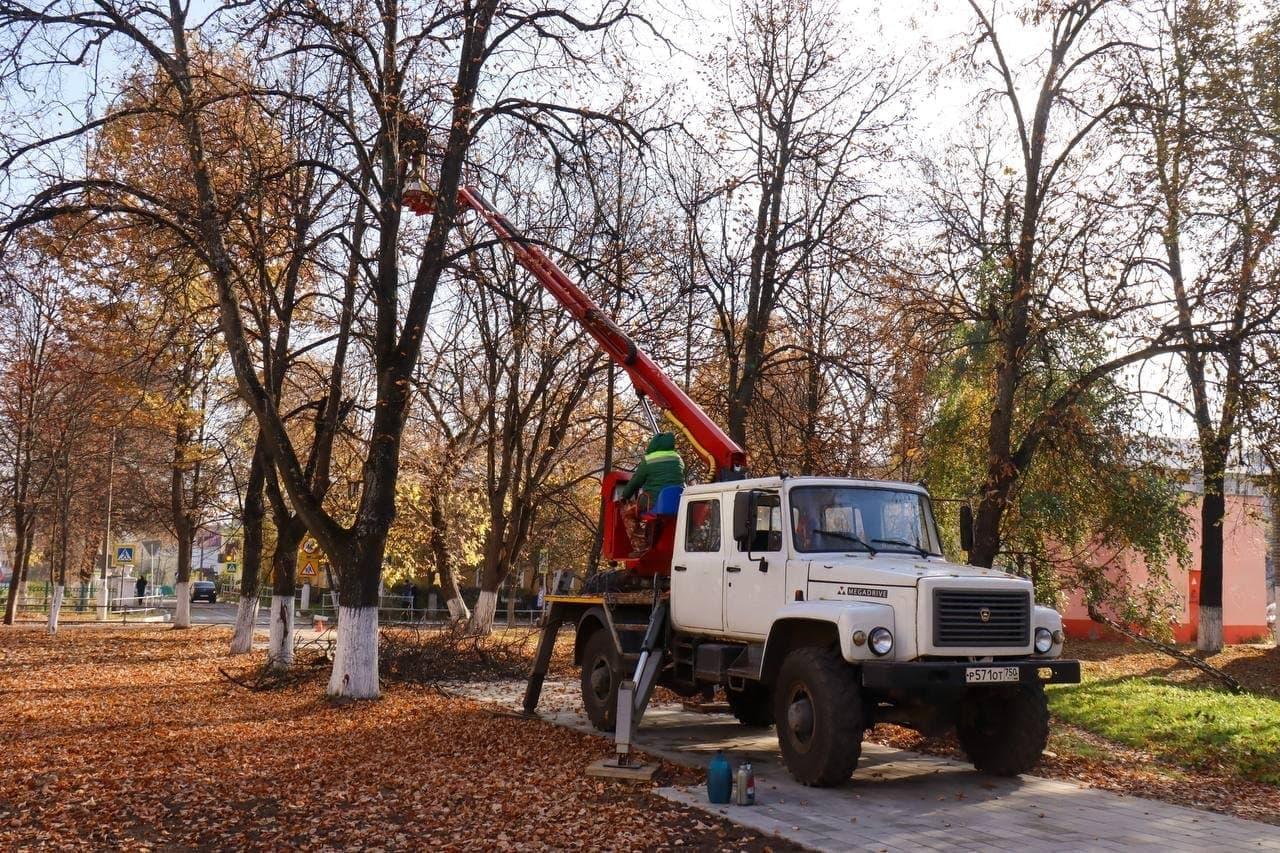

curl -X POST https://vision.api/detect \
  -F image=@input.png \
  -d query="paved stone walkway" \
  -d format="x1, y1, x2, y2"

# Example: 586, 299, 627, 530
454, 680, 1280, 852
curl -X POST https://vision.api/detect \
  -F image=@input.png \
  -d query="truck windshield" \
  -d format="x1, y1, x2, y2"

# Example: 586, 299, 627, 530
789, 486, 942, 556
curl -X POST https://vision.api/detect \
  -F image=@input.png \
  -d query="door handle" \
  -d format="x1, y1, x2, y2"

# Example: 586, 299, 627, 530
726, 565, 742, 573
672, 565, 687, 572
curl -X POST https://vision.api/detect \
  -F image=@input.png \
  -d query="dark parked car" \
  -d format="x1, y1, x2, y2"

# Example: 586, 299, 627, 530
190, 581, 217, 604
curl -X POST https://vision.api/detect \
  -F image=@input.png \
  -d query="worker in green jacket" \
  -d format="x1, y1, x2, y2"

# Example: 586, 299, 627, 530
621, 432, 685, 553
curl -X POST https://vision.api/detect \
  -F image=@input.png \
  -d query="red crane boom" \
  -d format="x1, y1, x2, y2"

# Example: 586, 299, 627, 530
455, 185, 747, 479
407, 182, 747, 574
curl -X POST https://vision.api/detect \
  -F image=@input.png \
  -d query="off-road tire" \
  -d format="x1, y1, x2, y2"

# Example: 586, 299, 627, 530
772, 647, 864, 786
726, 683, 774, 727
956, 683, 1050, 776
579, 629, 621, 732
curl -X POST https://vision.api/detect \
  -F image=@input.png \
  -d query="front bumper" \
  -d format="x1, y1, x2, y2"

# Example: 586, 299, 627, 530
861, 659, 1081, 689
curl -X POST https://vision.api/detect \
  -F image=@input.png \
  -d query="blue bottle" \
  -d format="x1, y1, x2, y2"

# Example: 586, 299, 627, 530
707, 750, 732, 804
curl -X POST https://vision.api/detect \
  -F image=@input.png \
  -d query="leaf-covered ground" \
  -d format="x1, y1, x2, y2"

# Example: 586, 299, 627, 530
0, 625, 792, 851
6, 626, 1275, 846
1069, 638, 1280, 698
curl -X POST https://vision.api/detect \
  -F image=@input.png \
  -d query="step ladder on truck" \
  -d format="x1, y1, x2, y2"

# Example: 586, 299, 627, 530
404, 165, 1082, 787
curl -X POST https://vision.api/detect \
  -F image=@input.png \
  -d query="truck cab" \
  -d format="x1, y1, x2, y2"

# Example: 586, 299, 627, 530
656, 475, 1079, 785
671, 476, 1069, 663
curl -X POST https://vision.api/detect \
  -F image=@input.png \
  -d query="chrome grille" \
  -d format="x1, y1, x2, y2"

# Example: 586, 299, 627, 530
933, 589, 1030, 647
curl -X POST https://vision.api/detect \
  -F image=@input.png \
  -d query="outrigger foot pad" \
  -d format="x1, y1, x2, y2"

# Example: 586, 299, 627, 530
585, 757, 658, 781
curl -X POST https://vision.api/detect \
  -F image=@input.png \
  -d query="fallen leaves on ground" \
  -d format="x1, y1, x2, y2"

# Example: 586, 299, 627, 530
1069, 639, 1280, 698
0, 625, 792, 851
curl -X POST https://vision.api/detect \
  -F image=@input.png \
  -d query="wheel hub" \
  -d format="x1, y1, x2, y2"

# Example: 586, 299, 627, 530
786, 693, 815, 746
590, 659, 612, 700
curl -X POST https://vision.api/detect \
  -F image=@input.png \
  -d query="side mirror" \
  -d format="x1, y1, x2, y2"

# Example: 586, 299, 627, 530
959, 505, 974, 553
732, 490, 757, 545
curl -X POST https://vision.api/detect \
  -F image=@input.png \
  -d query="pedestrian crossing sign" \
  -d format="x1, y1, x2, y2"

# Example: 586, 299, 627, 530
116, 546, 134, 563
225, 562, 238, 574
301, 561, 317, 577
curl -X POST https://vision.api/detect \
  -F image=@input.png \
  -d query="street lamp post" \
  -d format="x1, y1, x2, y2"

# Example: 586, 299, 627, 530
96, 430, 116, 620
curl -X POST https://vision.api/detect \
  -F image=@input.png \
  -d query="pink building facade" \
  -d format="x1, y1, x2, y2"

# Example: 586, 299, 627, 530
1062, 491, 1273, 643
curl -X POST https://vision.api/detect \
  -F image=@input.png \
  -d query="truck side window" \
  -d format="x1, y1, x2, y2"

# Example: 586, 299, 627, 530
746, 492, 782, 552
684, 499, 722, 552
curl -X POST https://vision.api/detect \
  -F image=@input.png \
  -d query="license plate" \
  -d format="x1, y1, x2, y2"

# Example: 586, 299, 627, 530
965, 666, 1020, 684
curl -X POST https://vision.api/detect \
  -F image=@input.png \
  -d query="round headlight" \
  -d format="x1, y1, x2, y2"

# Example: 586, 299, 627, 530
1034, 627, 1053, 654
869, 627, 893, 656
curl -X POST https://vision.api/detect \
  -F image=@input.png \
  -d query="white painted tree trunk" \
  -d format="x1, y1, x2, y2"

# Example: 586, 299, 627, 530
1271, 491, 1279, 645
229, 595, 259, 654
267, 595, 295, 670
173, 582, 191, 628
96, 581, 109, 621
466, 589, 498, 635
446, 594, 470, 624
1274, 585, 1279, 646
1197, 605, 1223, 653
47, 585, 64, 635
327, 606, 378, 698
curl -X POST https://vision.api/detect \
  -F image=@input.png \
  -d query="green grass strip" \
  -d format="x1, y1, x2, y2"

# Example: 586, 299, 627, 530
1048, 677, 1280, 785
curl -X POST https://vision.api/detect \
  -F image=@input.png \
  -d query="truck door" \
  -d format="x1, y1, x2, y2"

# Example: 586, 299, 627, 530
724, 490, 785, 638
670, 496, 725, 632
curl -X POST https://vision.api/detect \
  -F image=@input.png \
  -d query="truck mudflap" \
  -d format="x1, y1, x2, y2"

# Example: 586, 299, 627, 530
860, 659, 1081, 689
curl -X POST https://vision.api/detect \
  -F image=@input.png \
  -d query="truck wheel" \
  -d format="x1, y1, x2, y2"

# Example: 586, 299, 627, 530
956, 684, 1049, 776
726, 683, 774, 727
579, 629, 620, 732
772, 647, 864, 786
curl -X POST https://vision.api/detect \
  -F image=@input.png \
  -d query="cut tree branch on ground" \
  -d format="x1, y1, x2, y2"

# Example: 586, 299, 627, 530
1087, 604, 1245, 694
379, 623, 556, 685
219, 649, 330, 692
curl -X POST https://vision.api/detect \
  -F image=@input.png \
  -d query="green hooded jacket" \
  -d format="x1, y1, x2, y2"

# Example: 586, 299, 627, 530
620, 432, 685, 501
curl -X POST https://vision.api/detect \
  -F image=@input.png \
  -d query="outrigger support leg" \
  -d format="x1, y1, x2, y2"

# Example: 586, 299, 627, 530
522, 602, 567, 715
588, 595, 668, 780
